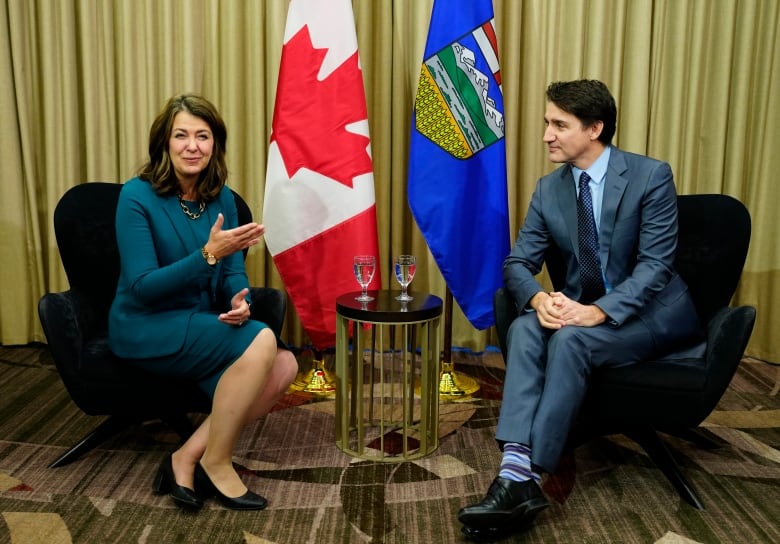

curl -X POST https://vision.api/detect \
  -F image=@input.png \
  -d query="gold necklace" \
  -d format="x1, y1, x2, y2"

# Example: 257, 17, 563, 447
178, 194, 206, 220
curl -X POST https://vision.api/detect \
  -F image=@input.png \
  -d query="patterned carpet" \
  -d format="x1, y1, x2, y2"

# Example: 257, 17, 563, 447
1, 344, 779, 544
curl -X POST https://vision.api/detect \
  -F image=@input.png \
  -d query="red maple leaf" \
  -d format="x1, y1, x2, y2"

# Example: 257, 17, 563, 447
270, 26, 373, 188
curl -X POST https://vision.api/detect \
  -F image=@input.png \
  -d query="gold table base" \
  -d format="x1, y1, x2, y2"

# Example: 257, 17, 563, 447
335, 291, 443, 461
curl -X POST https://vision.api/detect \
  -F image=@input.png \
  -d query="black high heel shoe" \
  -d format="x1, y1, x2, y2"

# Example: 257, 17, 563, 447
194, 463, 268, 511
152, 454, 203, 510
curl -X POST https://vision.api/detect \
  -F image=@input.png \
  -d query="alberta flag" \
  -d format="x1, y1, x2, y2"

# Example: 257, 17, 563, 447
263, 0, 381, 349
408, 0, 510, 329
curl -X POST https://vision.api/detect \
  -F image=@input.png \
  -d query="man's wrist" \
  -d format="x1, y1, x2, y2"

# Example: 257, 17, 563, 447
590, 304, 608, 324
529, 291, 547, 311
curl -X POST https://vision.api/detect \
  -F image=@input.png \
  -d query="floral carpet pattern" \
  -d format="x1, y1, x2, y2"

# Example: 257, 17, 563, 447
1, 345, 779, 543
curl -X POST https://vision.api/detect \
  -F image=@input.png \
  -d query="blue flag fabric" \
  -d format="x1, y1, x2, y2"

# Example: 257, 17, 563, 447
408, 0, 510, 330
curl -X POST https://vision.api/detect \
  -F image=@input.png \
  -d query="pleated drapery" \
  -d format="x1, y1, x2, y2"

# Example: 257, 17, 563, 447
2, 0, 778, 364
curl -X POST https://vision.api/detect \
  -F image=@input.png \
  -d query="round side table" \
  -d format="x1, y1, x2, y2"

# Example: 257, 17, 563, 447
335, 290, 443, 461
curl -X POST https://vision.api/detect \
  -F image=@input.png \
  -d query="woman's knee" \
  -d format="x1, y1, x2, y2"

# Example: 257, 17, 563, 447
232, 329, 277, 372
275, 349, 299, 386
246, 328, 277, 357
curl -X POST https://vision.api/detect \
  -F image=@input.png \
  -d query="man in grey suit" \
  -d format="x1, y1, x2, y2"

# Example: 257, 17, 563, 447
458, 80, 703, 540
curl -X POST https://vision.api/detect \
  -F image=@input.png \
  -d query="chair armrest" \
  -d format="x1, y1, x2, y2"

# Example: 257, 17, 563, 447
38, 289, 103, 383
249, 287, 287, 340
703, 305, 757, 400
493, 287, 518, 362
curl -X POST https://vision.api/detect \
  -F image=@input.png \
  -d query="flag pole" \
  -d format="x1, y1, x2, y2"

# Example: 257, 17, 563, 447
438, 287, 480, 400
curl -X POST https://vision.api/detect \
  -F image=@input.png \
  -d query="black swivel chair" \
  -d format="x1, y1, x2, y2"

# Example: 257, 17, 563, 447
493, 193, 756, 509
38, 182, 286, 468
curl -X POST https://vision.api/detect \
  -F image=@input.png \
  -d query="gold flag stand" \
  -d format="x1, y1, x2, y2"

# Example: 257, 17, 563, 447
438, 289, 480, 401
289, 349, 336, 397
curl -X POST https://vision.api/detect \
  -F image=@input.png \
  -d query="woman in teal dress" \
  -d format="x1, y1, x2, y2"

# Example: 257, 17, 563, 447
108, 94, 298, 511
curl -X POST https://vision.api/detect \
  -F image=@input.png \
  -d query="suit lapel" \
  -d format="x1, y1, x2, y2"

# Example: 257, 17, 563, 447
161, 194, 197, 256
599, 147, 628, 269
552, 164, 580, 257
553, 148, 629, 269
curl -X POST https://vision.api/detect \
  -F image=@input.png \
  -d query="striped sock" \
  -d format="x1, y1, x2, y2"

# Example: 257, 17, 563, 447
498, 443, 541, 485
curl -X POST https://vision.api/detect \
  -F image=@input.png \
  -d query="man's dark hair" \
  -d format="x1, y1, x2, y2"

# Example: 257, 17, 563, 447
546, 80, 617, 145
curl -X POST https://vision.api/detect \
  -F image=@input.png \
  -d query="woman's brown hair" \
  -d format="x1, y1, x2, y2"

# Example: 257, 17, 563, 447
138, 93, 228, 201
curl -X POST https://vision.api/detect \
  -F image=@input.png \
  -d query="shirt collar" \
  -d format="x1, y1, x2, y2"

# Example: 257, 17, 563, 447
572, 146, 611, 184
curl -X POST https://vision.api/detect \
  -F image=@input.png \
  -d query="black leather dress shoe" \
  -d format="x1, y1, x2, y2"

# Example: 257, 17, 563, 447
152, 454, 203, 510
458, 477, 549, 530
195, 463, 268, 511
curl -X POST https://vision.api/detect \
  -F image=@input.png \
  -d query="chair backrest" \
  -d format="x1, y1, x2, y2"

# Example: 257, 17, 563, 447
544, 193, 751, 325
53, 182, 122, 326
53, 182, 255, 326
674, 194, 750, 325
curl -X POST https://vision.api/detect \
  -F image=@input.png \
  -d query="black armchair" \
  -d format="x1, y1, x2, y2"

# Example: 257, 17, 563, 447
493, 193, 756, 509
38, 182, 286, 468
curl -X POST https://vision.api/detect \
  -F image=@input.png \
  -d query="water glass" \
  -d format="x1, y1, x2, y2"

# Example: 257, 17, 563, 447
394, 255, 416, 301
353, 255, 376, 302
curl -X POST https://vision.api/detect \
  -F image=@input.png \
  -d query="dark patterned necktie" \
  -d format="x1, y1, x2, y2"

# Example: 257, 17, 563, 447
577, 171, 606, 303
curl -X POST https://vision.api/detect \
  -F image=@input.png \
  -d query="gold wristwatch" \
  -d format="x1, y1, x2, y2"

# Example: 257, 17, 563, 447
201, 246, 218, 266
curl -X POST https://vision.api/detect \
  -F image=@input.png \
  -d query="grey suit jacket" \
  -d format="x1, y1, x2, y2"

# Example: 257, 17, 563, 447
503, 146, 702, 349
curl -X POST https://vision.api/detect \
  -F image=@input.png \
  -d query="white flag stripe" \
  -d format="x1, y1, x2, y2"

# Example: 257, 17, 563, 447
282, 0, 358, 80
473, 25, 499, 77
264, 142, 376, 256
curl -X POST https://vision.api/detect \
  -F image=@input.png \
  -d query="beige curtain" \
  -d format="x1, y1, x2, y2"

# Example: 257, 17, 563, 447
2, 0, 778, 364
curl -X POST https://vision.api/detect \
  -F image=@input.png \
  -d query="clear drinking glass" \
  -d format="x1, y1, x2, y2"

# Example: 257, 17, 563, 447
394, 254, 416, 301
353, 255, 376, 302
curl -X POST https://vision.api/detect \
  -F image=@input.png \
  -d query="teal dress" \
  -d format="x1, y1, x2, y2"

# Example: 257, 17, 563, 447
108, 177, 267, 398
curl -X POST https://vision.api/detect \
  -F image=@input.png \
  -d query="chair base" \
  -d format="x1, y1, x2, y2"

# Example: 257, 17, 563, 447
623, 427, 705, 510
49, 413, 196, 468
566, 421, 707, 510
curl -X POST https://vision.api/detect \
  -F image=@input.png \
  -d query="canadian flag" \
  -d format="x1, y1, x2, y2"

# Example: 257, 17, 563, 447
263, 0, 381, 350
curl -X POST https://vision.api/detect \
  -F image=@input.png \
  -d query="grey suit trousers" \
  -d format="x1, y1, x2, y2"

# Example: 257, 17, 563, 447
495, 312, 658, 473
